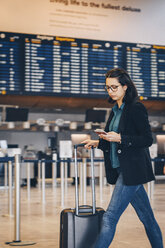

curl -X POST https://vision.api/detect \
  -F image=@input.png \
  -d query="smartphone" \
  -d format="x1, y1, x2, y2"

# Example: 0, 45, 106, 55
94, 129, 107, 135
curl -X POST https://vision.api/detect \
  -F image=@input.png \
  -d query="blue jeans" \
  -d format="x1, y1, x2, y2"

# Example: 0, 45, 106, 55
94, 172, 164, 248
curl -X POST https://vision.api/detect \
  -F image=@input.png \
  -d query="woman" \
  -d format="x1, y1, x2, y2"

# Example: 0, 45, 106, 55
82, 68, 164, 247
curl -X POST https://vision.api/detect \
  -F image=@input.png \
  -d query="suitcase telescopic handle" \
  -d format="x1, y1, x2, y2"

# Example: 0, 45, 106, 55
74, 143, 86, 149
74, 144, 96, 216
74, 143, 96, 149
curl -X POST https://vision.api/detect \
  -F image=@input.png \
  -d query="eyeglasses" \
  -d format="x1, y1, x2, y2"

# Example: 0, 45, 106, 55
105, 85, 121, 92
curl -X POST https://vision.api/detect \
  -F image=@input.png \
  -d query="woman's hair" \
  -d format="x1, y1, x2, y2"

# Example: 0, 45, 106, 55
105, 68, 138, 103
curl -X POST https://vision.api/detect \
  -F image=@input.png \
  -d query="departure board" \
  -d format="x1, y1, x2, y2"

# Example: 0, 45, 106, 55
24, 36, 122, 96
0, 32, 165, 100
0, 33, 23, 94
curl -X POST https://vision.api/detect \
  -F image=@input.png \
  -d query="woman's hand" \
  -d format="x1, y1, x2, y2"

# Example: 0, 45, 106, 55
81, 139, 99, 149
99, 131, 121, 143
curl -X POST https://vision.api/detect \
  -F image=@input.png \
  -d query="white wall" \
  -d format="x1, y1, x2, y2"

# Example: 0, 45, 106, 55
0, 0, 164, 45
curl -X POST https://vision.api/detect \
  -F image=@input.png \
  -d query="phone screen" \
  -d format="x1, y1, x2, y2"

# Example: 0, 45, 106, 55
94, 129, 107, 135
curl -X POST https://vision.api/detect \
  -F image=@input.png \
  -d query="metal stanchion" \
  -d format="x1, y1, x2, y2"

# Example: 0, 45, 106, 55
99, 162, 103, 202
110, 184, 113, 195
52, 153, 57, 189
52, 161, 57, 189
3, 160, 13, 217
41, 161, 46, 204
61, 161, 65, 207
27, 163, 31, 200
64, 160, 68, 194
151, 161, 155, 199
151, 181, 154, 200
147, 182, 151, 201
5, 162, 8, 190
14, 154, 21, 242
38, 161, 41, 190
6, 155, 36, 246
8, 160, 13, 217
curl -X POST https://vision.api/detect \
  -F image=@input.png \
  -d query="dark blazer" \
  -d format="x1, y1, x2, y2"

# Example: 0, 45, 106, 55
98, 101, 155, 185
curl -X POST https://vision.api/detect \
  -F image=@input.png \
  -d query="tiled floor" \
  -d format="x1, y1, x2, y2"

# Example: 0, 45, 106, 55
0, 181, 164, 247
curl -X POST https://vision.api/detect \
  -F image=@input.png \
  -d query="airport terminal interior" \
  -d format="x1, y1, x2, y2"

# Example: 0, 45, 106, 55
0, 0, 165, 247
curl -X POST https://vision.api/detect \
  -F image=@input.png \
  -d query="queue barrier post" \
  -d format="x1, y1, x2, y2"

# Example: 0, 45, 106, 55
60, 160, 65, 207
151, 161, 155, 199
147, 160, 156, 201
14, 154, 21, 242
99, 161, 103, 202
2, 158, 13, 218
8, 160, 13, 217
6, 155, 36, 246
5, 162, 8, 190
27, 162, 31, 200
38, 160, 41, 190
52, 161, 57, 189
41, 160, 46, 204
147, 182, 151, 201
64, 159, 68, 194
52, 153, 57, 189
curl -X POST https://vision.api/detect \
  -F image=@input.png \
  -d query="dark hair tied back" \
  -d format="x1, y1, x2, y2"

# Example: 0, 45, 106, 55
106, 68, 138, 104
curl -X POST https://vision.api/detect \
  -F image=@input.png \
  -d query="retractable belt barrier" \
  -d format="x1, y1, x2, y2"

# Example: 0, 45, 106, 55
0, 156, 36, 246
23, 157, 165, 203
0, 156, 164, 246
149, 158, 165, 200
1, 157, 164, 206
23, 158, 104, 206
0, 157, 14, 217
1, 157, 163, 207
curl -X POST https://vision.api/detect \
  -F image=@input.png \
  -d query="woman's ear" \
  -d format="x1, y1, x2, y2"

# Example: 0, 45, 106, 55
123, 85, 128, 91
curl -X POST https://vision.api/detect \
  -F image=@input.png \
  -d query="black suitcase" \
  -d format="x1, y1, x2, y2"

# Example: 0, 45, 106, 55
60, 144, 105, 248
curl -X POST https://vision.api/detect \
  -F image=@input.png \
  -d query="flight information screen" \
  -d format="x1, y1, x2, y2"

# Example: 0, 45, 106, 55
0, 32, 165, 100
0, 33, 23, 94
